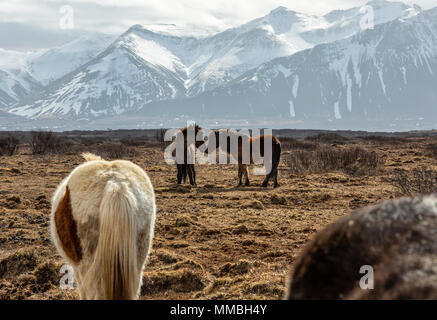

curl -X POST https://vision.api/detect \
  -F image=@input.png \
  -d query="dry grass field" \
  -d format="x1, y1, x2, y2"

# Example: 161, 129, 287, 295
1, 131, 437, 300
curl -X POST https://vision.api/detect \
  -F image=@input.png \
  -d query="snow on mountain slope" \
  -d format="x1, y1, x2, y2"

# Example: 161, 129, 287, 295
187, 0, 421, 96
6, 0, 424, 120
28, 33, 116, 85
0, 33, 114, 110
302, 0, 420, 44
0, 49, 42, 109
142, 7, 437, 123
9, 29, 187, 119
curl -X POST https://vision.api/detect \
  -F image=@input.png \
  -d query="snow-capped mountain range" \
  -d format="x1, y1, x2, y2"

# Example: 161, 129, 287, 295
1, 0, 437, 130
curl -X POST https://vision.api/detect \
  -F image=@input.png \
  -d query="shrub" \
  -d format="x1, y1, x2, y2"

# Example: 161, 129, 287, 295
358, 135, 408, 145
94, 142, 136, 159
0, 135, 19, 156
280, 137, 319, 151
284, 146, 384, 176
155, 128, 167, 150
426, 143, 437, 158
29, 131, 63, 155
305, 132, 349, 144
78, 136, 103, 146
120, 137, 145, 147
392, 168, 437, 195
120, 137, 161, 148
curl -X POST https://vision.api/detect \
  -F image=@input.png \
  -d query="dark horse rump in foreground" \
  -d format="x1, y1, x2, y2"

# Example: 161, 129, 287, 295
286, 194, 437, 299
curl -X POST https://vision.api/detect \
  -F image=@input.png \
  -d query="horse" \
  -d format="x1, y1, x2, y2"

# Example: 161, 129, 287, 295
206, 129, 281, 187
174, 124, 203, 186
286, 194, 437, 300
50, 153, 156, 299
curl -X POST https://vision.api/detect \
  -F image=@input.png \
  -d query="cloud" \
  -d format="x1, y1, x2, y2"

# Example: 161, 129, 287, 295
0, 0, 436, 50
0, 22, 91, 51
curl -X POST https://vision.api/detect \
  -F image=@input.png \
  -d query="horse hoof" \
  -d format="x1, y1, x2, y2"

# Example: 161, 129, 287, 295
261, 183, 268, 187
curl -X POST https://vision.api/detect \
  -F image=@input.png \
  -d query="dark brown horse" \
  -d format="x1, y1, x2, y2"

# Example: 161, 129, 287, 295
286, 194, 437, 299
173, 125, 203, 186
207, 130, 281, 188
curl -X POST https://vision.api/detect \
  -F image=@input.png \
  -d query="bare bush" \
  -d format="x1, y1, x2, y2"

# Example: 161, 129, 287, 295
426, 143, 437, 158
78, 136, 103, 146
29, 131, 63, 155
155, 128, 167, 150
120, 137, 145, 147
120, 137, 161, 148
284, 146, 384, 176
392, 168, 437, 195
280, 137, 319, 151
0, 135, 19, 156
358, 135, 408, 145
305, 132, 349, 145
94, 142, 137, 159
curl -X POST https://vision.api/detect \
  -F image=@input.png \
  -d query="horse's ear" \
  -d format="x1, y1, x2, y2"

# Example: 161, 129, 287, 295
54, 186, 83, 264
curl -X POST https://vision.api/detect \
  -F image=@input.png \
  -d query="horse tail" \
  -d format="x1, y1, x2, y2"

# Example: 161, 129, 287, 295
271, 138, 281, 175
96, 180, 139, 300
263, 137, 281, 179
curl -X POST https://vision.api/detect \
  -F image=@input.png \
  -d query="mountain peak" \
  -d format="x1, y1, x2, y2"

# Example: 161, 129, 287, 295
366, 0, 391, 4
365, 0, 408, 8
268, 6, 297, 16
270, 6, 288, 13
127, 24, 146, 33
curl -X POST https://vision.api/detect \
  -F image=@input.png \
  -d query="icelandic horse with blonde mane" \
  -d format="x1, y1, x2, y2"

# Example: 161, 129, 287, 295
206, 130, 281, 188
50, 153, 156, 300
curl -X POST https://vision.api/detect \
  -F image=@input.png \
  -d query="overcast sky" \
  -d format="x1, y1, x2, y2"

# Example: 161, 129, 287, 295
1, 0, 436, 51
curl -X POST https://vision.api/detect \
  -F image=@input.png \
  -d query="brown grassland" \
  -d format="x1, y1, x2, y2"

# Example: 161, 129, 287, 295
1, 130, 437, 299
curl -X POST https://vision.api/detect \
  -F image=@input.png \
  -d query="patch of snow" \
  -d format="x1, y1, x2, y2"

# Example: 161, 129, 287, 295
334, 101, 342, 119
289, 100, 296, 117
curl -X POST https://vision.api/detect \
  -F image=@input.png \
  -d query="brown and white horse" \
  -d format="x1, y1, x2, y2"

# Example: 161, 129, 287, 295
51, 153, 156, 299
207, 130, 281, 187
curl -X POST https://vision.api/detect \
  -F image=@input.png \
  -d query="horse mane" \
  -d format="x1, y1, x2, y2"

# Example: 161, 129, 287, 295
82, 153, 102, 162
181, 124, 202, 135
214, 129, 249, 138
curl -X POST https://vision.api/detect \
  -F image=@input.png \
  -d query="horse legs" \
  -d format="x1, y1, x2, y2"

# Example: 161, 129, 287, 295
262, 165, 274, 187
187, 164, 196, 186
237, 164, 250, 186
263, 166, 279, 188
238, 164, 243, 186
182, 164, 187, 184
177, 164, 183, 184
243, 164, 250, 186
273, 167, 279, 188
192, 164, 197, 186
263, 143, 281, 188
261, 174, 270, 187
